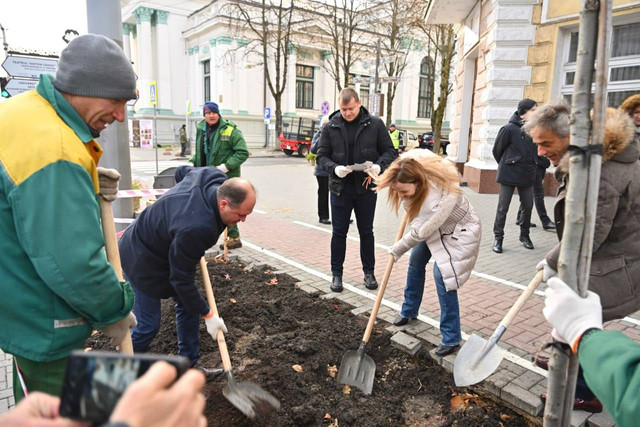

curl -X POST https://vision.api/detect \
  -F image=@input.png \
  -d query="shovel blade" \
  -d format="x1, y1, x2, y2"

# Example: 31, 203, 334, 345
454, 334, 506, 387
223, 379, 281, 420
337, 348, 376, 395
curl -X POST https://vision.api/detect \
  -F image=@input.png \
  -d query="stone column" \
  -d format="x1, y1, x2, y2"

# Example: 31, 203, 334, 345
133, 6, 154, 113
237, 39, 249, 114
121, 23, 134, 61
155, 10, 172, 114
214, 36, 232, 113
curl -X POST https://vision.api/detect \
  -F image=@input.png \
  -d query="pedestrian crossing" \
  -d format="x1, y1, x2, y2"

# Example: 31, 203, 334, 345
131, 160, 191, 176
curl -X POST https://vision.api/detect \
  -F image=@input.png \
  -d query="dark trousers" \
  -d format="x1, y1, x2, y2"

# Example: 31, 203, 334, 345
517, 166, 551, 225
316, 176, 329, 220
493, 184, 533, 238
180, 142, 187, 156
330, 190, 377, 276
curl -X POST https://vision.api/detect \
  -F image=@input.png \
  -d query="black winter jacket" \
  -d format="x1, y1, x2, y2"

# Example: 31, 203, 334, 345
119, 166, 226, 316
493, 112, 537, 187
317, 106, 397, 195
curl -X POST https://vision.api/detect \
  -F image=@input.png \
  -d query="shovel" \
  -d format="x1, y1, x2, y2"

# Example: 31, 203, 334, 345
99, 198, 134, 355
199, 257, 280, 419
453, 270, 543, 387
337, 212, 409, 395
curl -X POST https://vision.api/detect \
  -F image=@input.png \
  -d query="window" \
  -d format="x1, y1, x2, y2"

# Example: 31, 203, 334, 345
417, 56, 434, 118
560, 22, 640, 107
296, 64, 314, 109
359, 76, 370, 109
203, 60, 211, 103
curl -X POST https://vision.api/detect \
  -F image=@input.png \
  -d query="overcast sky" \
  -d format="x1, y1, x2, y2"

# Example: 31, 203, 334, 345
3, 0, 88, 54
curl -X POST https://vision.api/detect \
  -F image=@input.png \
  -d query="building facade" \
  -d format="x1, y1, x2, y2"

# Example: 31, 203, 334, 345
426, 0, 640, 193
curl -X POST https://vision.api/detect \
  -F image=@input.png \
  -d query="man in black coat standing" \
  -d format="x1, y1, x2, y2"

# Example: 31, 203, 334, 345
492, 98, 538, 253
317, 88, 397, 292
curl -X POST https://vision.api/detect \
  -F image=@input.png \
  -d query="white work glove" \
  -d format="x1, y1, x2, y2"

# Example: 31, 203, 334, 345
536, 259, 557, 282
334, 165, 352, 178
364, 164, 381, 176
204, 313, 228, 337
388, 246, 401, 262
100, 312, 137, 345
216, 164, 229, 174
543, 277, 603, 353
97, 167, 121, 202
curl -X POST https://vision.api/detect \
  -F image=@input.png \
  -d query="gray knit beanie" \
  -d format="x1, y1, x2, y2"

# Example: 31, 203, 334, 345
53, 34, 137, 100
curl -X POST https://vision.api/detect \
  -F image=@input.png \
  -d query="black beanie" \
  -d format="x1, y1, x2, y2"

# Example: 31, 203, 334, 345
517, 98, 537, 116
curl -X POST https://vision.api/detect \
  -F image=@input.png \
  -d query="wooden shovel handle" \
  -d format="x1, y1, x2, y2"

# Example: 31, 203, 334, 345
223, 228, 229, 260
200, 257, 232, 372
99, 198, 134, 355
362, 212, 410, 343
500, 270, 544, 328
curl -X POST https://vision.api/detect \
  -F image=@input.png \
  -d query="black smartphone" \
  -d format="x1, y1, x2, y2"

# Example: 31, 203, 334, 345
59, 350, 190, 424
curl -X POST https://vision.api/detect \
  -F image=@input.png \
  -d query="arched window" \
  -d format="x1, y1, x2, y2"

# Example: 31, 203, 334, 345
417, 56, 434, 118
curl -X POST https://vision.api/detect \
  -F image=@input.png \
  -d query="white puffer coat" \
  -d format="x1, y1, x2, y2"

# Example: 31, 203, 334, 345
393, 151, 482, 291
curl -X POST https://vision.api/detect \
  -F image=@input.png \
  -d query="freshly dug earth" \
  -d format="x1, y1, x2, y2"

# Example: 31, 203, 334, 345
88, 260, 528, 426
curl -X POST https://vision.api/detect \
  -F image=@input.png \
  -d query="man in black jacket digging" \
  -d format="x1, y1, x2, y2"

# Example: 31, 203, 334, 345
118, 166, 256, 375
491, 98, 538, 253
317, 88, 397, 292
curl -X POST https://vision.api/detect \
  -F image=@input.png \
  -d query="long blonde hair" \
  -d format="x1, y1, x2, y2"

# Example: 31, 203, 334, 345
376, 156, 462, 220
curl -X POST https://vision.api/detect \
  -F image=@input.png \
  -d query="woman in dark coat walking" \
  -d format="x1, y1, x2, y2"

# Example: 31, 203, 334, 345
491, 98, 538, 253
311, 116, 331, 224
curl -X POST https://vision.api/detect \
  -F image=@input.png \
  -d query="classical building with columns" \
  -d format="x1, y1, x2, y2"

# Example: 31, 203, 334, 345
426, 0, 640, 194
121, 0, 455, 147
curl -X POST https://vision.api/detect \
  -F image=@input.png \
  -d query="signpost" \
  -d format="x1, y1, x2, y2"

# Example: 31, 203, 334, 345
4, 78, 38, 97
264, 107, 271, 148
379, 76, 401, 84
150, 81, 159, 175
2, 55, 58, 79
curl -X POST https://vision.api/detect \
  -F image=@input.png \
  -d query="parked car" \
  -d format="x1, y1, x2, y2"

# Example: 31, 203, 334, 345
418, 131, 450, 154
398, 130, 418, 152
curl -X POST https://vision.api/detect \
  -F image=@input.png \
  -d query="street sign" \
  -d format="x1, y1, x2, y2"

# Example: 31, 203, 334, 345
379, 76, 401, 84
351, 77, 370, 84
149, 81, 157, 105
264, 107, 271, 119
2, 55, 58, 79
379, 55, 396, 64
5, 78, 37, 97
320, 100, 330, 115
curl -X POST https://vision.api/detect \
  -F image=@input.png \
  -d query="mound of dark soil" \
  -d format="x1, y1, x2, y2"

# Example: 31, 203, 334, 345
88, 260, 528, 426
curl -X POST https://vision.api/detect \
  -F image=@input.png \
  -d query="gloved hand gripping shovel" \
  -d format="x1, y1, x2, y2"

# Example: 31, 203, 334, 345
99, 198, 134, 355
453, 270, 543, 386
199, 257, 280, 419
337, 212, 409, 394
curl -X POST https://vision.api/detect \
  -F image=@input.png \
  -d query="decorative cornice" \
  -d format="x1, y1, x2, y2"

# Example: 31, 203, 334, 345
287, 43, 297, 55
321, 50, 332, 60
216, 36, 232, 45
133, 6, 154, 24
203, 45, 210, 54
209, 39, 217, 47
236, 38, 248, 47
122, 23, 136, 35
156, 10, 169, 25
193, 46, 199, 53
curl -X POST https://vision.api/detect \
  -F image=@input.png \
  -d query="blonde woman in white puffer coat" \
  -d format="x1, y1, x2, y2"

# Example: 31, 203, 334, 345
376, 149, 481, 356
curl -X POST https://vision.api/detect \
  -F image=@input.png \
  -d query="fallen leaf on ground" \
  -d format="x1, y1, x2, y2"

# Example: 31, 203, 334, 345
450, 395, 468, 411
333, 304, 340, 310
230, 298, 237, 304
225, 273, 230, 280
500, 414, 512, 420
323, 413, 332, 423
329, 419, 339, 427
327, 365, 337, 378
342, 385, 351, 394
265, 269, 272, 274
84, 347, 92, 352
292, 364, 303, 372
269, 277, 278, 285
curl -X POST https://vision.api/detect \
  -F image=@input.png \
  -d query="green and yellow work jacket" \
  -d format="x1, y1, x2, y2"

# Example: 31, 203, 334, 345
0, 74, 134, 362
389, 128, 400, 149
191, 117, 249, 178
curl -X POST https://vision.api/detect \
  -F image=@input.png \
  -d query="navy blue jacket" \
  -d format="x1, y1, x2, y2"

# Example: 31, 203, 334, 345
119, 166, 226, 316
492, 112, 537, 187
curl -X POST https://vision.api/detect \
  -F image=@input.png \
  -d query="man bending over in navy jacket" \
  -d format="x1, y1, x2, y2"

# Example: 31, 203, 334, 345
118, 166, 256, 376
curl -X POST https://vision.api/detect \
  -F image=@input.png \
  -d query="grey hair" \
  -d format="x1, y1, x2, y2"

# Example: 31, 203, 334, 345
217, 178, 255, 207
523, 99, 571, 138
338, 87, 359, 105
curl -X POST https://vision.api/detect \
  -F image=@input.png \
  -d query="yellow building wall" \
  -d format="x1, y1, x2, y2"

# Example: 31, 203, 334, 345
525, 2, 640, 103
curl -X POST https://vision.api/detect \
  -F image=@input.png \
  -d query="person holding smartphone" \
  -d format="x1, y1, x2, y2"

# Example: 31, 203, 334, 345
118, 166, 256, 376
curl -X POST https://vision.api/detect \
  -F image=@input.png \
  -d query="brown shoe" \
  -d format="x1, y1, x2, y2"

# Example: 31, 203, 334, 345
540, 393, 602, 413
533, 355, 549, 370
219, 237, 242, 250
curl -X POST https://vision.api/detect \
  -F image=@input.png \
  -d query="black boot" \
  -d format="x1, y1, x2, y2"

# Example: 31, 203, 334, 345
364, 273, 378, 290
492, 238, 503, 253
542, 220, 556, 230
520, 235, 534, 250
331, 275, 343, 292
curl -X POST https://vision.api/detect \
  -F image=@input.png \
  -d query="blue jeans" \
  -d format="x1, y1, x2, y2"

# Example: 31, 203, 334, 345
131, 286, 201, 365
400, 241, 462, 346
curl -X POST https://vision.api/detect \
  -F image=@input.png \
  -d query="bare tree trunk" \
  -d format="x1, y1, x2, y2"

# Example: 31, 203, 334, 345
432, 25, 454, 155
543, 1, 608, 425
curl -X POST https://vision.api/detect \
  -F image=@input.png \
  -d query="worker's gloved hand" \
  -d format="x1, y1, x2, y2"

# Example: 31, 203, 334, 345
101, 312, 137, 345
543, 277, 603, 352
97, 167, 121, 202
334, 166, 352, 178
203, 311, 228, 337
216, 164, 229, 174
536, 259, 557, 282
388, 246, 401, 262
364, 164, 381, 176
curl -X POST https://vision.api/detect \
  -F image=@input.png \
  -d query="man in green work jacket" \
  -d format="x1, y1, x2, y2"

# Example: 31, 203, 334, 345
191, 102, 249, 249
0, 34, 137, 402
